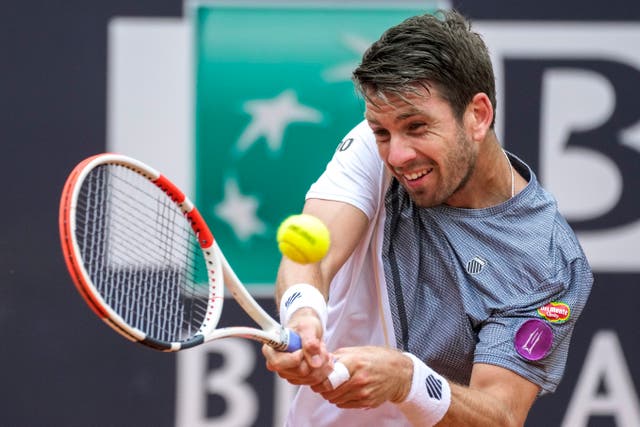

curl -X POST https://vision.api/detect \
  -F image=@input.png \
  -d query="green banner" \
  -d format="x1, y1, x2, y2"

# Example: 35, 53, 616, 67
193, 3, 432, 286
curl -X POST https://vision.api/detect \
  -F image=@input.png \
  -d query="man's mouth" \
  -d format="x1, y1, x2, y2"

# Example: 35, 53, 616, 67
403, 167, 433, 181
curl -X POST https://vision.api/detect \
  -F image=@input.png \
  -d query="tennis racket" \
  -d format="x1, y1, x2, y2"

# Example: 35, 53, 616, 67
58, 152, 303, 353
59, 153, 349, 387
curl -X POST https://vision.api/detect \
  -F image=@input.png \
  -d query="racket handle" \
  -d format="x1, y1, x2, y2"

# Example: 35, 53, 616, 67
285, 329, 302, 352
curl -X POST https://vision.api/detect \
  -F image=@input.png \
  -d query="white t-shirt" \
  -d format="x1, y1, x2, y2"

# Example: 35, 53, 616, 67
286, 121, 410, 426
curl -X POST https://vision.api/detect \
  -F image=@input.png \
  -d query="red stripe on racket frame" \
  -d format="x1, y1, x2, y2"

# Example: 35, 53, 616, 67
58, 154, 111, 320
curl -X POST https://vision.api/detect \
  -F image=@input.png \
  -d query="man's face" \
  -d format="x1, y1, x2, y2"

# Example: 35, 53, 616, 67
365, 87, 477, 208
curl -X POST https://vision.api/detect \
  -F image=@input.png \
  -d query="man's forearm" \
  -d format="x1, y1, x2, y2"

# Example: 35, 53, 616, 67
436, 383, 519, 427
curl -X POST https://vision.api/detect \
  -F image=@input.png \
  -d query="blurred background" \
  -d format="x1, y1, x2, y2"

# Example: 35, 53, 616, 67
2, 0, 640, 426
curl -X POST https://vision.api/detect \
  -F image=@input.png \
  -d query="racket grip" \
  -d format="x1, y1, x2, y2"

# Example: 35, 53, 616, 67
285, 329, 302, 352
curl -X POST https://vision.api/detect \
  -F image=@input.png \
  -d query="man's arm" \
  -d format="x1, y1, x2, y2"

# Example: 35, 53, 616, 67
316, 347, 539, 427
441, 363, 539, 426
262, 198, 369, 385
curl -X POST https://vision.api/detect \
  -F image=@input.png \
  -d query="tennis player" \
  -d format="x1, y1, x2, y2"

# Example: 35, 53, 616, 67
263, 10, 593, 426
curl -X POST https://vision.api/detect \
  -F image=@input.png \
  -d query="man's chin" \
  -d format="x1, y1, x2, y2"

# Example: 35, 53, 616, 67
406, 190, 440, 208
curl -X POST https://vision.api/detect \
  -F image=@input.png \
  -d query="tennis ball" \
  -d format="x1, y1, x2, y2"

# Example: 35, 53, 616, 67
277, 214, 330, 264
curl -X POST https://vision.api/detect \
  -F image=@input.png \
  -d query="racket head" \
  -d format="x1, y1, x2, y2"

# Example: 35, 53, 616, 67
59, 153, 224, 351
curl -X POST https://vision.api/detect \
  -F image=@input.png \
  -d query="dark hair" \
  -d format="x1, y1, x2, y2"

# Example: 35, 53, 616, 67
352, 10, 497, 128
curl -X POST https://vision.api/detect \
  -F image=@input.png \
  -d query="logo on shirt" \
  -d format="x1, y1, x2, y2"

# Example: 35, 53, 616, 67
465, 256, 486, 275
537, 301, 571, 323
514, 319, 554, 361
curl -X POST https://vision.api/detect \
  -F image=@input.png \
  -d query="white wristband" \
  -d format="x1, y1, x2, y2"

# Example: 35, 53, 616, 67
397, 353, 451, 427
279, 283, 328, 332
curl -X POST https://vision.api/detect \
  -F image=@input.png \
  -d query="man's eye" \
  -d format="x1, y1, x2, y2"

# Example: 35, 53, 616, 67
373, 129, 390, 140
408, 122, 426, 132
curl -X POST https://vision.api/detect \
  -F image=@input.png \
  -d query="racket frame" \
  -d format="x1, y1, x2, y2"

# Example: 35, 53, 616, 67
59, 153, 298, 352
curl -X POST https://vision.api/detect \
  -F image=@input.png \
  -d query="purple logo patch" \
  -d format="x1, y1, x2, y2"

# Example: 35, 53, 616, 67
514, 319, 553, 361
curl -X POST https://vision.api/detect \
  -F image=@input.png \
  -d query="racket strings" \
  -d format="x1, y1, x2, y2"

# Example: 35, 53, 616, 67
75, 165, 210, 343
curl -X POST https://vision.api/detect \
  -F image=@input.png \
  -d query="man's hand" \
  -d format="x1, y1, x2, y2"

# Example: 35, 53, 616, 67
262, 308, 333, 387
312, 346, 413, 409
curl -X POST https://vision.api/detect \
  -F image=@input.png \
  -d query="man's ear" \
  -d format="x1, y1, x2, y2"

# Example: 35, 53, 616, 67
465, 93, 494, 142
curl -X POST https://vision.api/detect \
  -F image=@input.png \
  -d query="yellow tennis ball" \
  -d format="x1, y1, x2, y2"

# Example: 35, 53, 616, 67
277, 214, 330, 264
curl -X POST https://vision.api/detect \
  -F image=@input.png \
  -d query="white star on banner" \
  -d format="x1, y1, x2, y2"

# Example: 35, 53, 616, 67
322, 33, 372, 82
235, 89, 323, 155
214, 177, 266, 242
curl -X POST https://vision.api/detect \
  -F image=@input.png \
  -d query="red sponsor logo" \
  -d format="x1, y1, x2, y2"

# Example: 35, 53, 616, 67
537, 302, 570, 323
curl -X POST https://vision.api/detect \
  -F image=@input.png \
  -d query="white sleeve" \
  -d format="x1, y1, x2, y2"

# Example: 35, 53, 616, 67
306, 120, 384, 220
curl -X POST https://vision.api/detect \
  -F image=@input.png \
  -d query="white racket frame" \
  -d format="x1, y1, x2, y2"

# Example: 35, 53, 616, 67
60, 153, 293, 352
